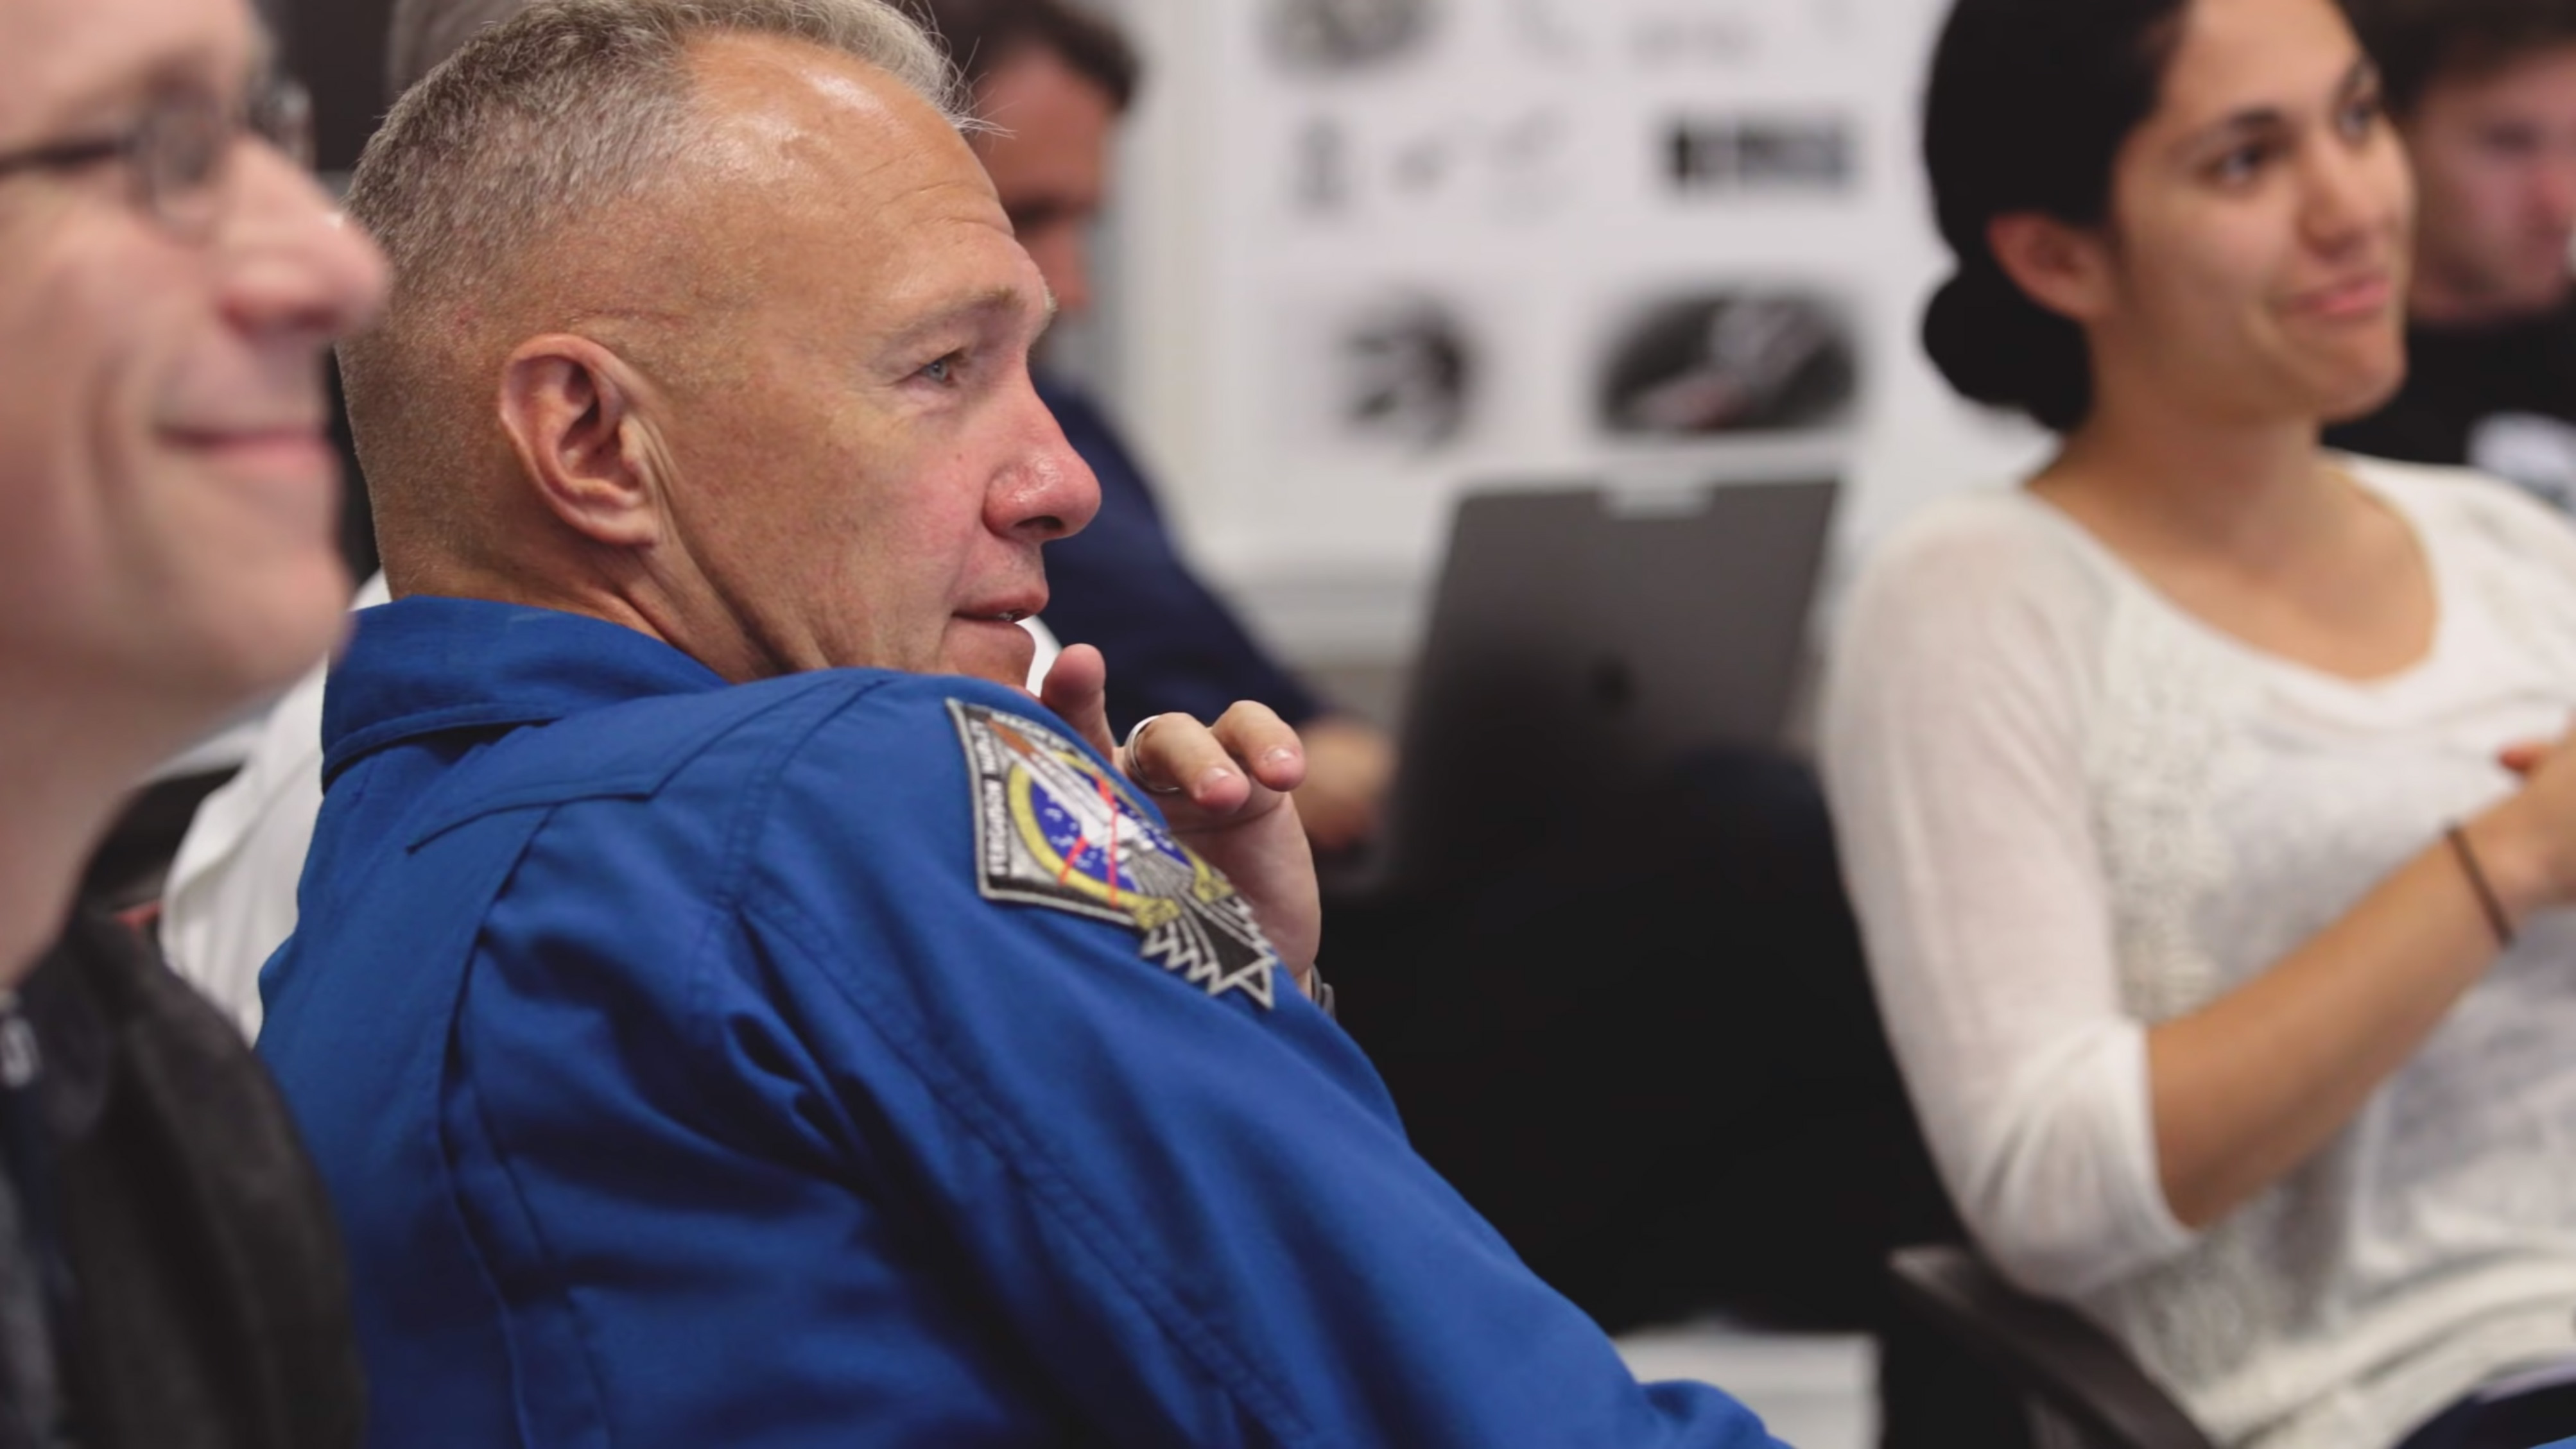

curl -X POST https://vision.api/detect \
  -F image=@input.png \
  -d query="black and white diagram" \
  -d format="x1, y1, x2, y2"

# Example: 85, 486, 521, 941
1497, 0, 1860, 71
1665, 113, 1855, 194
1284, 107, 1575, 223
1336, 294, 1478, 452
1266, 0, 1442, 74
1598, 289, 1858, 438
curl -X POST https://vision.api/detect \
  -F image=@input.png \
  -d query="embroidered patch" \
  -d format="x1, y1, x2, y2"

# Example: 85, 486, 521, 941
948, 700, 1281, 1009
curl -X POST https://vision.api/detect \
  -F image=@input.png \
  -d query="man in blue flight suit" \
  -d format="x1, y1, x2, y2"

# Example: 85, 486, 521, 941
257, 1, 1786, 1445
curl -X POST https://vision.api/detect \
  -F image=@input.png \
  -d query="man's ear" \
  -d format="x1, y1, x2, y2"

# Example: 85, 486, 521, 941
1987, 212, 2116, 325
496, 334, 671, 550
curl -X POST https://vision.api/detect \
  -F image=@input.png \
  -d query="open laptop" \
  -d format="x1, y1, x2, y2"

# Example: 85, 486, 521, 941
1334, 477, 1839, 898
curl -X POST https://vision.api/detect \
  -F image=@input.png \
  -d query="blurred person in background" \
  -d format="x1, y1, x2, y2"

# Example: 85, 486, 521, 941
254, 1, 1789, 1443
895, 0, 1397, 855
0, 0, 386, 1440
1830, 0, 2576, 1444
2328, 0, 2576, 505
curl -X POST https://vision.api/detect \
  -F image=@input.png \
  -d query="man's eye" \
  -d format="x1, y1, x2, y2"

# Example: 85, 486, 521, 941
2479, 128, 2543, 158
919, 353, 961, 384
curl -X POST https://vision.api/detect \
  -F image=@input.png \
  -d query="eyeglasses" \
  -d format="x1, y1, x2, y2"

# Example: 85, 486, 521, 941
0, 74, 315, 243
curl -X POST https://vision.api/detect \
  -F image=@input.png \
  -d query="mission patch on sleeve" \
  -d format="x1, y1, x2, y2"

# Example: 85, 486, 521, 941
947, 699, 1281, 1010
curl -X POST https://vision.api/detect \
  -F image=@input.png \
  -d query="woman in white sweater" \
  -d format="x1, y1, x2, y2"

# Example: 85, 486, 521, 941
1826, 1, 2576, 1445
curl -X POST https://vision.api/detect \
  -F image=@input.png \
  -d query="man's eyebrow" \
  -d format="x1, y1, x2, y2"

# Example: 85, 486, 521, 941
36, 39, 259, 134
882, 285, 1050, 352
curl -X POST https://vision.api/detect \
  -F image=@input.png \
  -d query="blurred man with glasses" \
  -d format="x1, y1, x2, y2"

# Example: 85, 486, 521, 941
0, 0, 386, 1443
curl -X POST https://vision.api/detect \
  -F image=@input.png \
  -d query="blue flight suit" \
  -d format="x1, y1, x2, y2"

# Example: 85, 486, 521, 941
258, 597, 1783, 1449
1035, 376, 1325, 736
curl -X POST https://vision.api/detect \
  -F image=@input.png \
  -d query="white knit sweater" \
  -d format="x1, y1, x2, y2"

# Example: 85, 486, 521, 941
1822, 458, 2576, 1448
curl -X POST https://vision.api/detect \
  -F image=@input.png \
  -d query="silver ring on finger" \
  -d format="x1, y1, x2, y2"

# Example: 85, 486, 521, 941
1120, 714, 1187, 794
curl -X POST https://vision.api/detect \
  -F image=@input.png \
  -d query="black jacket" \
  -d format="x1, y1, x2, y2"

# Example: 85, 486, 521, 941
2, 910, 361, 1449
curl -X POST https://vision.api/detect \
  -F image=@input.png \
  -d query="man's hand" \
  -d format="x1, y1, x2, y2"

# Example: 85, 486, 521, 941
1038, 646, 1322, 982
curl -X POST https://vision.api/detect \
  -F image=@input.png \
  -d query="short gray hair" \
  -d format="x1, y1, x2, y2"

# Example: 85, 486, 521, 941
341, 0, 965, 556
349, 0, 962, 323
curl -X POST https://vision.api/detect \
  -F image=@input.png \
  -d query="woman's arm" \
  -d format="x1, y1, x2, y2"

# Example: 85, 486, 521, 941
1826, 511, 2194, 1296
2147, 755, 2575, 1227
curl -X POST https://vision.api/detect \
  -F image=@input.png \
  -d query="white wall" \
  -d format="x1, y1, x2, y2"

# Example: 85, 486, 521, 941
1096, 0, 2053, 667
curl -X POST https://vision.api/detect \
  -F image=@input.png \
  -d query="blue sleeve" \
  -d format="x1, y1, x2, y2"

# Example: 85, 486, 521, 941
741, 678, 1780, 1448
1036, 381, 1327, 733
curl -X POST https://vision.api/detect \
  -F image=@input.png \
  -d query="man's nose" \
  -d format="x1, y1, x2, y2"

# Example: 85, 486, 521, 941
2537, 144, 2576, 232
215, 142, 390, 343
994, 386, 1101, 544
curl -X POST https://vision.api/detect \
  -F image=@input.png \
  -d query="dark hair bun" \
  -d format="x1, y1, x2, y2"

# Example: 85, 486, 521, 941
1917, 0, 2184, 432
1920, 259, 2093, 433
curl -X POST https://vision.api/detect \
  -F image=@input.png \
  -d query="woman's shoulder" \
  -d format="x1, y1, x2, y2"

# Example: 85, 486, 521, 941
1872, 483, 2057, 549
2343, 453, 2576, 558
1846, 486, 2110, 633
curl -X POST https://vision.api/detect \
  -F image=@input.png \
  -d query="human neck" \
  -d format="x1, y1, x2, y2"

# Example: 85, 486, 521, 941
389, 549, 784, 687
2039, 376, 2335, 570
0, 665, 203, 988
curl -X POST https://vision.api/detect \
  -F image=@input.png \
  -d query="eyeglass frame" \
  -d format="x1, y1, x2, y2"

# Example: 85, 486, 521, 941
0, 73, 316, 243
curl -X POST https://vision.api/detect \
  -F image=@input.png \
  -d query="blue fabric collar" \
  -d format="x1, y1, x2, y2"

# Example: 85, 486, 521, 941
323, 597, 729, 784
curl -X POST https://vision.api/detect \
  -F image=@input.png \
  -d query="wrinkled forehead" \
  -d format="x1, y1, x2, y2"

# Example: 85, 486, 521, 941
0, 0, 261, 141
680, 33, 986, 210
646, 35, 1027, 318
